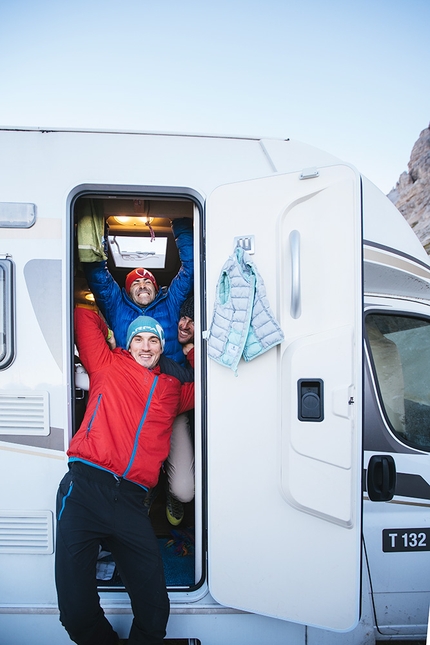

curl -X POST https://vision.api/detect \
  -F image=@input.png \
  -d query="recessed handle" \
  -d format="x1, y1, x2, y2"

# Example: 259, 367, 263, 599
290, 230, 301, 319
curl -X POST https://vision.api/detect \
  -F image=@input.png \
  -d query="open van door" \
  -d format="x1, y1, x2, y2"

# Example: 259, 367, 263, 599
206, 165, 363, 631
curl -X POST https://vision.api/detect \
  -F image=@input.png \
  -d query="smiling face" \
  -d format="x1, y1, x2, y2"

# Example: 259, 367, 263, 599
178, 315, 194, 345
128, 278, 157, 306
128, 332, 162, 369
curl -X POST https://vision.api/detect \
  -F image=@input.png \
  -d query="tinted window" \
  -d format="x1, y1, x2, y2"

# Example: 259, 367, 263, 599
366, 313, 430, 451
0, 259, 14, 369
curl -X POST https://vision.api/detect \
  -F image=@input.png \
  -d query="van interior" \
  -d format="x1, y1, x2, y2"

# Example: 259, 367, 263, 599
72, 194, 200, 592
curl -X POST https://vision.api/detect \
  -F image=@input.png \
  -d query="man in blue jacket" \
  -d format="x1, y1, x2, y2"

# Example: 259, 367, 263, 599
83, 218, 193, 364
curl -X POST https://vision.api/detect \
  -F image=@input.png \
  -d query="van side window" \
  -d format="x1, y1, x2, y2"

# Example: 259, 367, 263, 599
366, 313, 430, 451
0, 258, 14, 369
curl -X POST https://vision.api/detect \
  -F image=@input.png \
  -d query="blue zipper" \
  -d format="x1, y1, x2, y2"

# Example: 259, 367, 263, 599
87, 394, 102, 435
122, 376, 158, 478
58, 481, 74, 521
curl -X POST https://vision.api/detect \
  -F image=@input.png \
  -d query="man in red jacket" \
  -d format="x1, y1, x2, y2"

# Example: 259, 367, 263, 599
55, 307, 194, 645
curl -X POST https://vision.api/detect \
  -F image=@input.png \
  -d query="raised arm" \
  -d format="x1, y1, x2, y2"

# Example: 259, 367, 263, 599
74, 307, 114, 375
82, 261, 125, 330
167, 218, 194, 307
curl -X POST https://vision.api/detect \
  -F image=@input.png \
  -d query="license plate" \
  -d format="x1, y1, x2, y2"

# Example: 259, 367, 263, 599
383, 528, 430, 552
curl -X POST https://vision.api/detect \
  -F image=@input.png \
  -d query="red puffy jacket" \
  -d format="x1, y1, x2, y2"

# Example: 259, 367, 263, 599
69, 307, 194, 489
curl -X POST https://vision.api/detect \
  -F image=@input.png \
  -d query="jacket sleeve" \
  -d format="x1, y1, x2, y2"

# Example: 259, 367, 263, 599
168, 218, 194, 309
82, 261, 125, 331
74, 307, 113, 375
186, 347, 194, 369
178, 381, 195, 415
158, 354, 194, 383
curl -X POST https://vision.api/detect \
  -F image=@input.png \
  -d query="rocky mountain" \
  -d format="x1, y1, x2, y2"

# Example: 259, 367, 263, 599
387, 123, 430, 253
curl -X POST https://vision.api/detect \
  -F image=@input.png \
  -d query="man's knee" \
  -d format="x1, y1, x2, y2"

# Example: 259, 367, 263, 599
169, 476, 194, 502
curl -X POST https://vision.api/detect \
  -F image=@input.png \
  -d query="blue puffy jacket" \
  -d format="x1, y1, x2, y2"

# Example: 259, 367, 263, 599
83, 218, 193, 364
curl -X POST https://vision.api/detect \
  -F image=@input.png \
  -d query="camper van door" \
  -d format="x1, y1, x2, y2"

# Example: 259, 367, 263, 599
205, 166, 363, 631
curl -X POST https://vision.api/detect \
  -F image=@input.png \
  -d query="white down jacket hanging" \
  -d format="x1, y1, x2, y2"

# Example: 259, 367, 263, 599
206, 247, 284, 373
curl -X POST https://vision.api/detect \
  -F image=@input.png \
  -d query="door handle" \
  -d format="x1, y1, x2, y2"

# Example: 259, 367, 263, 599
367, 455, 397, 502
290, 230, 301, 319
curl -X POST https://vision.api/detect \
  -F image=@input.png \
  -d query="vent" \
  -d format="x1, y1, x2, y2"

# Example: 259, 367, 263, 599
0, 392, 49, 435
0, 511, 53, 554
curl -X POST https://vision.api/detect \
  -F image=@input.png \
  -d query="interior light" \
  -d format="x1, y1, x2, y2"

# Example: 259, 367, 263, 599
85, 292, 95, 302
113, 216, 154, 226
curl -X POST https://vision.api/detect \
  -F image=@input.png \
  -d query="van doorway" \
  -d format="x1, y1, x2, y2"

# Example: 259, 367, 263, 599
71, 191, 204, 593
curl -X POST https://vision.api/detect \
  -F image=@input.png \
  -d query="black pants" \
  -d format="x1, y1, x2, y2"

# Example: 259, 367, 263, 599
55, 462, 169, 645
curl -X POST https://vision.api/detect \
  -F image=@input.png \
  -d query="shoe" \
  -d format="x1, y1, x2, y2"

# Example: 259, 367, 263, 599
143, 484, 159, 515
166, 490, 184, 526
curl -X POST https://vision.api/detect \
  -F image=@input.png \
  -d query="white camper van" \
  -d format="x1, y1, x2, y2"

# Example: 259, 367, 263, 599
0, 126, 429, 645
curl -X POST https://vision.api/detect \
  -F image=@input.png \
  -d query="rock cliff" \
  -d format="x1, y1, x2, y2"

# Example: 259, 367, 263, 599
387, 123, 430, 253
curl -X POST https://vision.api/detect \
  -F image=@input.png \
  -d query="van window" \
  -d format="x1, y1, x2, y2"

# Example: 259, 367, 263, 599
366, 313, 430, 451
0, 258, 14, 369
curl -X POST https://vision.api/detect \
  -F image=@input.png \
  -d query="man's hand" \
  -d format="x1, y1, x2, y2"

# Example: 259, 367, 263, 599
182, 342, 194, 356
106, 329, 117, 350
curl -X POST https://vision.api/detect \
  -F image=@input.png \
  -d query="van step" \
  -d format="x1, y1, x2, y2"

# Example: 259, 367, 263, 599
165, 640, 199, 645
158, 641, 200, 645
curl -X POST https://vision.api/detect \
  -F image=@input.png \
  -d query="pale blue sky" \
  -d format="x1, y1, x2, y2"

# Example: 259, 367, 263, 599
0, 0, 428, 193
